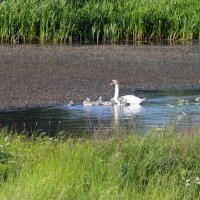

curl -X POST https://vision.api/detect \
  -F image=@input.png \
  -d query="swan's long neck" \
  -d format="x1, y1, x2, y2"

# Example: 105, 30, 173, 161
113, 83, 119, 102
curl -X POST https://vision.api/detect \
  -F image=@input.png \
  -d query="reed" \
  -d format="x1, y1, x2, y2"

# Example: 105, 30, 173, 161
1, 127, 200, 199
0, 0, 200, 43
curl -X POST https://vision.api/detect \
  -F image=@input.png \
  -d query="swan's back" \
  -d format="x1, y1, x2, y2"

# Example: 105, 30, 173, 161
121, 95, 145, 105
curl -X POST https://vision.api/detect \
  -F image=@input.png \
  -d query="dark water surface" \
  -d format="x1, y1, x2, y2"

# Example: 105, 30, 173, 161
1, 89, 200, 136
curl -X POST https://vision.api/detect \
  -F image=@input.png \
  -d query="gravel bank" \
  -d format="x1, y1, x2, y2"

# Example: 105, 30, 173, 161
1, 44, 200, 111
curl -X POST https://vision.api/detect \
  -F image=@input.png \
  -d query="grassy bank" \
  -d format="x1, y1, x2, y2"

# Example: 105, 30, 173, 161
0, 127, 200, 199
0, 0, 200, 44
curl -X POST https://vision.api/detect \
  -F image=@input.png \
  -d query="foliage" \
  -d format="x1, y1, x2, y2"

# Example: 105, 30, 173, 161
0, 127, 200, 199
0, 0, 200, 44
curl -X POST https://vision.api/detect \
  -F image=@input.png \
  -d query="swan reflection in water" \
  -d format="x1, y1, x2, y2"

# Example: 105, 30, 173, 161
112, 104, 143, 125
82, 104, 144, 127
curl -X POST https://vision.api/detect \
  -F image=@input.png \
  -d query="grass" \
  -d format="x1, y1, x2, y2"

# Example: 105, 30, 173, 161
0, 127, 200, 199
0, 0, 200, 44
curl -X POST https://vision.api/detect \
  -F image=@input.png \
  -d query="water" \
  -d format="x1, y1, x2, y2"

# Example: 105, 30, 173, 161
1, 89, 200, 136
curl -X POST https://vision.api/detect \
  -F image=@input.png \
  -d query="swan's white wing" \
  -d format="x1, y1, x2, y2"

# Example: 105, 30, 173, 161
122, 95, 145, 105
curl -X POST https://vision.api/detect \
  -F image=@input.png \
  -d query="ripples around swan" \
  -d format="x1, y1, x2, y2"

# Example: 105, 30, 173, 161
1, 89, 200, 136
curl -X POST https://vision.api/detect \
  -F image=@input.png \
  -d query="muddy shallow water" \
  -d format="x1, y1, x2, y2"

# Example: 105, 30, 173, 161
1, 89, 200, 136
1, 44, 200, 111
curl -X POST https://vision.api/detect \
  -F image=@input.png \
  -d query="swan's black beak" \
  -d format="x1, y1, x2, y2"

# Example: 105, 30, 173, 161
110, 80, 117, 86
110, 81, 114, 86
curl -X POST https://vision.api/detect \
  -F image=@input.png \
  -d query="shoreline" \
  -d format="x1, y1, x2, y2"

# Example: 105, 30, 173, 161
1, 45, 200, 112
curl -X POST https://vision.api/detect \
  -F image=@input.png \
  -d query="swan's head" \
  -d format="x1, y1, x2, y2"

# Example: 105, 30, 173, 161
86, 98, 91, 102
110, 80, 118, 86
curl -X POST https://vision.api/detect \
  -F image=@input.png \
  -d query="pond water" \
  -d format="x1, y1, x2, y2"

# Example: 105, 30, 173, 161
1, 89, 200, 137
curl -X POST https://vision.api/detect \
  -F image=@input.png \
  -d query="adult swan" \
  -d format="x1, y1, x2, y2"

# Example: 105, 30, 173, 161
110, 80, 145, 105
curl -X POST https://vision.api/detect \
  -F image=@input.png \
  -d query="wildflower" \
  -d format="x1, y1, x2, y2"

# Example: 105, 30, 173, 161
177, 99, 189, 106
195, 177, 200, 182
195, 177, 200, 185
185, 180, 190, 187
155, 127, 163, 131
167, 104, 174, 108
186, 183, 190, 187
195, 97, 200, 102
41, 132, 46, 136
177, 115, 184, 120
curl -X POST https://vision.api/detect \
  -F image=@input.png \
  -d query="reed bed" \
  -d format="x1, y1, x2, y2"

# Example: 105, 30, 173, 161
0, 0, 200, 44
1, 127, 200, 199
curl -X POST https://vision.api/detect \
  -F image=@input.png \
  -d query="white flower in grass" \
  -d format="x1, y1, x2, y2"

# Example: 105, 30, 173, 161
177, 99, 189, 106
185, 179, 190, 187
167, 104, 174, 108
195, 97, 200, 102
195, 177, 200, 182
185, 177, 200, 186
177, 115, 182, 120
186, 183, 190, 187
195, 177, 200, 185
195, 97, 200, 105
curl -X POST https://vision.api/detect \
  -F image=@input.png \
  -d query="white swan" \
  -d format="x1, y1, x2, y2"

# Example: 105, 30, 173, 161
110, 80, 145, 105
68, 101, 75, 106
83, 98, 94, 106
93, 97, 102, 106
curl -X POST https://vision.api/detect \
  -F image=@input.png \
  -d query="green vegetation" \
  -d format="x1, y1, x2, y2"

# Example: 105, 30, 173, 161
1, 127, 200, 199
0, 0, 200, 44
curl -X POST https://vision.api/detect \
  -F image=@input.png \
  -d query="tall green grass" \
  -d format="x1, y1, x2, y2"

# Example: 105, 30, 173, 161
1, 127, 200, 199
0, 0, 200, 44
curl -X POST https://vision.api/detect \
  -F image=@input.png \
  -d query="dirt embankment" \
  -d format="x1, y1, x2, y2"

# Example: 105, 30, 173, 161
1, 45, 200, 111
